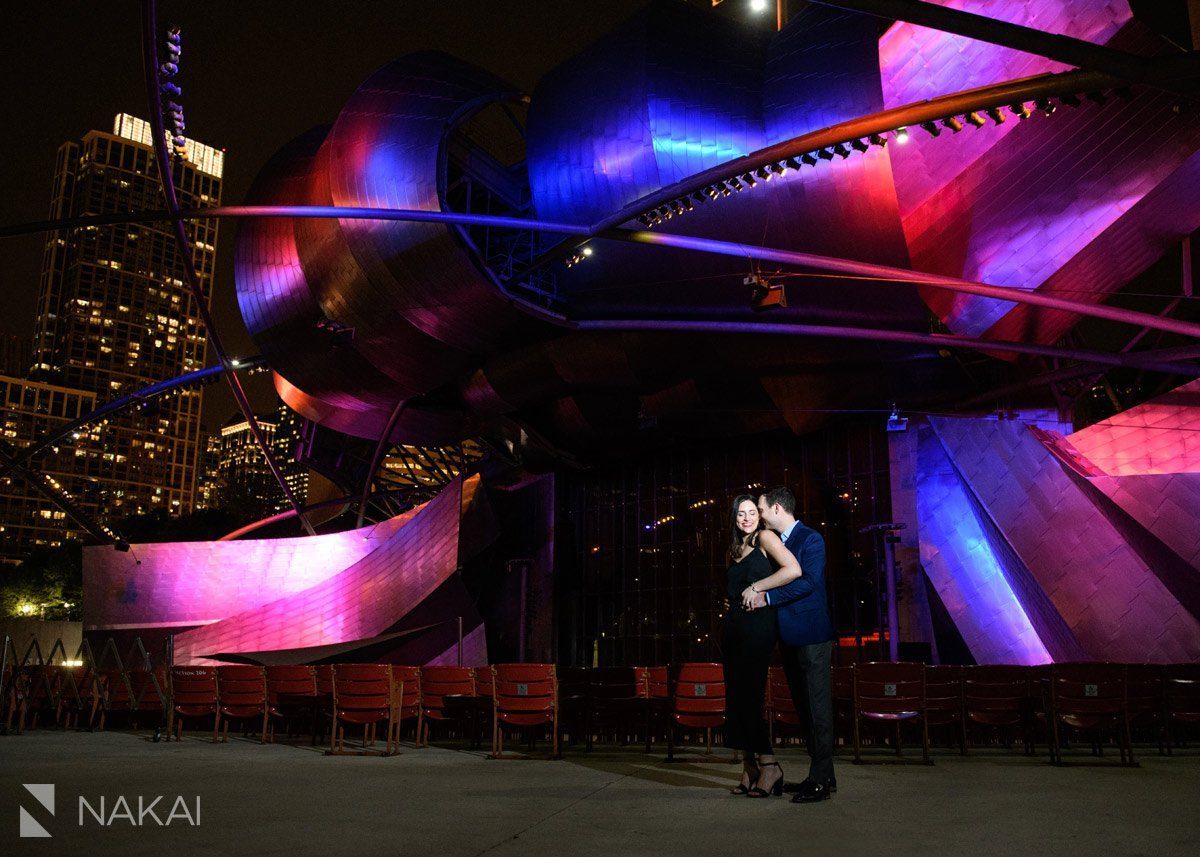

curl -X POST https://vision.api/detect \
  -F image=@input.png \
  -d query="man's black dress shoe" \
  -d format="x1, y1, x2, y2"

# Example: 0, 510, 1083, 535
791, 778, 833, 803
784, 776, 836, 794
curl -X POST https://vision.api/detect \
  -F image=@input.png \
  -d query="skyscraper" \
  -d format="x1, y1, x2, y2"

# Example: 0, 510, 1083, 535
30, 113, 224, 520
213, 402, 308, 519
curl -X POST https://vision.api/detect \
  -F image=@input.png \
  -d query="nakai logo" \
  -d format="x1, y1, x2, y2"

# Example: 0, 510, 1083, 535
18, 784, 201, 837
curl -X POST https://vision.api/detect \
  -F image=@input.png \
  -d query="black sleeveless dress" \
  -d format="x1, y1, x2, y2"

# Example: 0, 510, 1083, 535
720, 545, 778, 754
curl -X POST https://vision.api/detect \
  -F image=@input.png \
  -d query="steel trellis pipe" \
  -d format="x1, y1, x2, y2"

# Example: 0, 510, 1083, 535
139, 0, 313, 534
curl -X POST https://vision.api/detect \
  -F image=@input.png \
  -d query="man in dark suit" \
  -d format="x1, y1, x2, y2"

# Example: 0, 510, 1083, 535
750, 486, 836, 803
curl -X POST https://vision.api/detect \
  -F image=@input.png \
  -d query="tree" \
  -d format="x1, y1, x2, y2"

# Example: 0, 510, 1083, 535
0, 543, 82, 621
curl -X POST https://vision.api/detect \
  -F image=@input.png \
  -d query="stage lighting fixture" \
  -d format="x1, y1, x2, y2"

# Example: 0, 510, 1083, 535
868, 133, 888, 147
681, 197, 694, 211
720, 182, 733, 196
705, 185, 720, 200
801, 152, 819, 166
817, 148, 835, 160
1061, 93, 1083, 108
754, 167, 771, 181
894, 126, 910, 144
965, 111, 986, 127
919, 121, 940, 138
746, 273, 786, 311
728, 177, 743, 191
941, 116, 963, 133
832, 142, 851, 158
851, 138, 869, 152
886, 407, 909, 433
160, 82, 181, 96
582, 246, 593, 256
986, 107, 1006, 125
742, 173, 757, 187
750, 0, 769, 12
1036, 98, 1056, 115
1009, 102, 1031, 119
769, 162, 786, 176
691, 191, 706, 203
784, 157, 802, 171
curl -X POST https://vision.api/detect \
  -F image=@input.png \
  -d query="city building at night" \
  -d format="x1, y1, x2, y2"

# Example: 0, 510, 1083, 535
29, 113, 223, 520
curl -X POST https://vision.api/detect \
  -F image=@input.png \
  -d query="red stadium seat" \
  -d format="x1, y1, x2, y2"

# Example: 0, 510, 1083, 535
491, 664, 559, 759
420, 666, 474, 745
667, 663, 727, 762
852, 661, 931, 764
169, 666, 219, 742
329, 664, 403, 756
216, 665, 268, 744
1046, 663, 1133, 766
265, 665, 318, 742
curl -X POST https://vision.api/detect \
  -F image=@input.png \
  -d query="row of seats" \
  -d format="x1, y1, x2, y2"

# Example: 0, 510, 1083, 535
5, 658, 1198, 765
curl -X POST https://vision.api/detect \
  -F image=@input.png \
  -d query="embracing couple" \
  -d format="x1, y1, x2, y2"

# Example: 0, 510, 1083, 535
720, 486, 836, 803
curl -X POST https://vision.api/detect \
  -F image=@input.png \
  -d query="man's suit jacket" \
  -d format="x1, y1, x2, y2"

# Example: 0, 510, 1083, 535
766, 521, 834, 647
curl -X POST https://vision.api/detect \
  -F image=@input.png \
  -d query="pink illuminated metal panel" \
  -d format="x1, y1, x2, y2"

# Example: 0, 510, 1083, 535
1067, 380, 1200, 476
83, 506, 418, 631
171, 477, 478, 665
881, 0, 1130, 219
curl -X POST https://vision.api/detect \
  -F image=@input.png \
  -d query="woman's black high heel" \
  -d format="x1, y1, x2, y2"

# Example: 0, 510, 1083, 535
730, 765, 758, 795
747, 762, 784, 798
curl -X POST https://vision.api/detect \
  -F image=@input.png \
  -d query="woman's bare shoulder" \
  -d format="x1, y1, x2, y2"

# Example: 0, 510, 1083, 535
757, 529, 783, 545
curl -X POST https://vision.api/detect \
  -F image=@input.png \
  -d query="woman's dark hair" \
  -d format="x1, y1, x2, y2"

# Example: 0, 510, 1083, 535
728, 494, 760, 561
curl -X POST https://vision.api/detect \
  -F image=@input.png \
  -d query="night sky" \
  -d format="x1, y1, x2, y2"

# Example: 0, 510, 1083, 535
0, 0, 701, 429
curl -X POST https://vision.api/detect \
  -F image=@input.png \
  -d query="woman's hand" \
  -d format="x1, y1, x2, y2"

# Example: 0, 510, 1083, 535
740, 584, 758, 610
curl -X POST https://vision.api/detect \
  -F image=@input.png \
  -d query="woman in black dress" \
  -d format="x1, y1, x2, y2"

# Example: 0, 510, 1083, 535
721, 494, 802, 797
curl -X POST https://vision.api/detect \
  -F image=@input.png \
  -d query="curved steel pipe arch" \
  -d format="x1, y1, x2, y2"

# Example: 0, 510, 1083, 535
140, 0, 314, 534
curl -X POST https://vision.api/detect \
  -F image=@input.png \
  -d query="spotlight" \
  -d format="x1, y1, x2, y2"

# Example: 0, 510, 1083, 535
986, 107, 1006, 125
817, 148, 835, 160
691, 191, 706, 203
670, 200, 685, 215
851, 138, 870, 152
1009, 102, 1031, 119
769, 162, 787, 177
728, 177, 743, 191
894, 126, 910, 144
1036, 98, 1056, 115
800, 152, 819, 166
742, 173, 757, 187
581, 246, 593, 257
919, 121, 941, 138
965, 111, 987, 127
941, 116, 963, 133
831, 143, 851, 158
868, 133, 888, 147
746, 273, 787, 311
886, 407, 909, 433
754, 167, 771, 181
1060, 93, 1082, 108
705, 185, 720, 200
720, 182, 733, 196
785, 157, 803, 170
749, 0, 769, 12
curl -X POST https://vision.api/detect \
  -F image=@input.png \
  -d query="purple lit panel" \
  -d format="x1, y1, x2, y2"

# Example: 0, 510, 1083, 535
881, 0, 1130, 218
527, 2, 767, 227
915, 422, 1053, 664
935, 417, 1200, 662
171, 477, 477, 665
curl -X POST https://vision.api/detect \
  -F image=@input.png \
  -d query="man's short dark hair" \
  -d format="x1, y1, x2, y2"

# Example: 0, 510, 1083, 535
761, 486, 796, 516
